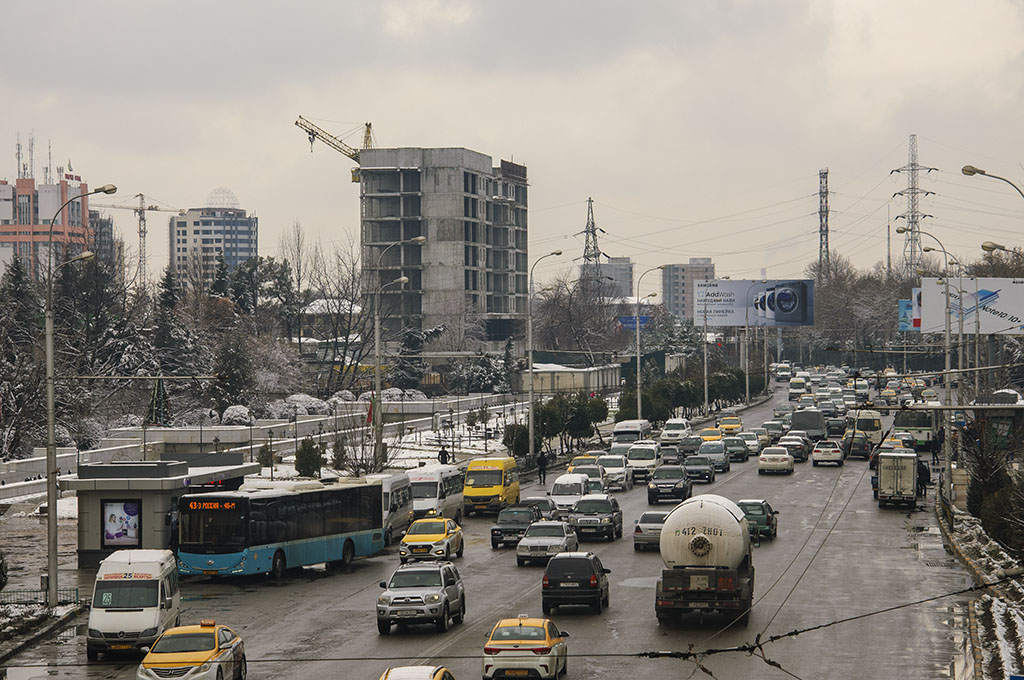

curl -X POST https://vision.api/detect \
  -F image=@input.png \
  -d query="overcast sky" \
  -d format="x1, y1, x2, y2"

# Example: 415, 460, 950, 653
4, 0, 1024, 294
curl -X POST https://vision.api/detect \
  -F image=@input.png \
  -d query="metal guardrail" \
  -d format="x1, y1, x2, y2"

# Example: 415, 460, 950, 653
0, 588, 79, 605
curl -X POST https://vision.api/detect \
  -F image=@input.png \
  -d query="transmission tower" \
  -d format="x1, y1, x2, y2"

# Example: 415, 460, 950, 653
818, 168, 829, 275
580, 197, 603, 281
891, 134, 936, 274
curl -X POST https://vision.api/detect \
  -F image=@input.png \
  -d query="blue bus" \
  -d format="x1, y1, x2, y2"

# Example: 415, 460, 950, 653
176, 479, 384, 578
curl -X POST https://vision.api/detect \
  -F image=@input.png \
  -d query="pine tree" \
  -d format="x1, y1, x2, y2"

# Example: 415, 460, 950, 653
295, 436, 321, 477
209, 256, 230, 298
0, 256, 40, 346
158, 266, 181, 311
210, 328, 256, 412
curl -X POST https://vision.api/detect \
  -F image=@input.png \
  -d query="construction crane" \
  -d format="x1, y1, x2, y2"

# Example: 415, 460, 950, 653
93, 193, 184, 289
294, 116, 373, 182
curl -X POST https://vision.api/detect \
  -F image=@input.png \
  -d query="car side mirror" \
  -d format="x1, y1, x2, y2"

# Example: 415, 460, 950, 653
400, 530, 407, 537
601, 568, 611, 574
162, 596, 172, 609
380, 581, 388, 588
444, 577, 456, 587
546, 491, 551, 496
141, 646, 151, 654
561, 631, 570, 638
390, 504, 398, 513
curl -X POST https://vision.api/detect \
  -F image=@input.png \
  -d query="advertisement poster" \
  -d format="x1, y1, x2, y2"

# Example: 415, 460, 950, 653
898, 299, 914, 332
919, 277, 1024, 335
102, 500, 141, 547
911, 287, 922, 328
694, 279, 815, 327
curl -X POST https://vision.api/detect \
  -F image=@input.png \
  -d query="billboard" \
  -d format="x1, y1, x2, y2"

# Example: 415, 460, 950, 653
919, 277, 1024, 335
911, 287, 922, 328
695, 279, 815, 327
898, 299, 914, 332
102, 500, 141, 548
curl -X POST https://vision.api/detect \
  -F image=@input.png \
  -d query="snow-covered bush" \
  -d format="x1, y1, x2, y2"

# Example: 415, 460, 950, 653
286, 394, 329, 415
75, 419, 104, 451
330, 390, 356, 402
221, 406, 254, 425
264, 400, 307, 420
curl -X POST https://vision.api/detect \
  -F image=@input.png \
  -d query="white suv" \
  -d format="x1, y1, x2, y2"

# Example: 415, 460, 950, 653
626, 440, 661, 482
377, 561, 466, 635
658, 418, 691, 445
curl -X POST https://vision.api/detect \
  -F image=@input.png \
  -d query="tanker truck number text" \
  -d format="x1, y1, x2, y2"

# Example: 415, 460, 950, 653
675, 526, 724, 537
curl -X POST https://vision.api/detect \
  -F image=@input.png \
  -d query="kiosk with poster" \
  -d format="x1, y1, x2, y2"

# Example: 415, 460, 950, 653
102, 500, 141, 548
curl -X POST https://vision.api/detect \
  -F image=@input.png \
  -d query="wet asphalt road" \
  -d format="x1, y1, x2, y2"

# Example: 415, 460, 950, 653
4, 390, 975, 679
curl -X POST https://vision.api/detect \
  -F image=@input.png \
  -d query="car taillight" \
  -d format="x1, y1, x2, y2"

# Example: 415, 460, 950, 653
542, 575, 549, 589
589, 574, 598, 587
634, 526, 643, 534
484, 647, 503, 655
531, 647, 552, 655
718, 576, 734, 590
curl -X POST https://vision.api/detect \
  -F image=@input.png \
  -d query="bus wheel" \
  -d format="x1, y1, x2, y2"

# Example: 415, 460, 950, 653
341, 540, 355, 569
270, 551, 286, 579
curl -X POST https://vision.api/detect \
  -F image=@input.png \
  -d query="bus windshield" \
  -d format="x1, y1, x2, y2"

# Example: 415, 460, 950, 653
93, 580, 158, 609
180, 508, 246, 552
411, 482, 438, 499
613, 432, 641, 443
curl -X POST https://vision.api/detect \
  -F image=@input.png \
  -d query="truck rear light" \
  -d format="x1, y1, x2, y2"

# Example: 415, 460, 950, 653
718, 577, 734, 590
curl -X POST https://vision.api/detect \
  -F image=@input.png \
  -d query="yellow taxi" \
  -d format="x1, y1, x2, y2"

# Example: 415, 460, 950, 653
879, 388, 897, 404
718, 416, 743, 434
698, 427, 723, 441
378, 666, 456, 680
482, 615, 569, 679
566, 454, 599, 473
136, 620, 245, 680
399, 518, 465, 563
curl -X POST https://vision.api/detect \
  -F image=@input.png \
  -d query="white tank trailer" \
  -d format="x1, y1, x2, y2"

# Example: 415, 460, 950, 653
656, 494, 754, 625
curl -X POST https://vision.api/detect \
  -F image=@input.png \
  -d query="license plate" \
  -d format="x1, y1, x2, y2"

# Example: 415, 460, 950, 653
398, 610, 417, 617
691, 601, 709, 608
203, 570, 218, 575
531, 546, 546, 552
560, 582, 580, 587
412, 548, 428, 553
506, 671, 529, 677
111, 643, 133, 650
690, 575, 709, 589
581, 528, 597, 533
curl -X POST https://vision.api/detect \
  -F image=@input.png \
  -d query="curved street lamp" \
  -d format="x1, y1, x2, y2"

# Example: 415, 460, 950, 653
635, 266, 664, 420
962, 165, 1024, 201
45, 182, 116, 607
528, 250, 562, 472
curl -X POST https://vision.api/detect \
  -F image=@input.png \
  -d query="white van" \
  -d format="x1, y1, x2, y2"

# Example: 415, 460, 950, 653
408, 464, 464, 522
365, 471, 414, 545
659, 418, 692, 445
547, 473, 590, 514
612, 419, 653, 445
626, 440, 662, 481
86, 549, 180, 661
788, 377, 808, 401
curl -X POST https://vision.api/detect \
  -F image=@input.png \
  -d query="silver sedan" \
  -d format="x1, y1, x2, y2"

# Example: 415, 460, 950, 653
515, 521, 579, 566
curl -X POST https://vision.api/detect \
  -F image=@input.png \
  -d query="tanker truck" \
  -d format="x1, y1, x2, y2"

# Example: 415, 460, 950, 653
655, 494, 754, 625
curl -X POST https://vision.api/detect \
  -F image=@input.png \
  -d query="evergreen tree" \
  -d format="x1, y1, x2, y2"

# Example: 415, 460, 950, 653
158, 265, 181, 311
391, 325, 445, 389
294, 436, 321, 477
210, 328, 256, 412
0, 256, 40, 346
209, 256, 230, 298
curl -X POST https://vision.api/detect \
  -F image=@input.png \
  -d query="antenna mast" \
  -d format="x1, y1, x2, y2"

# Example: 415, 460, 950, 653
580, 197, 602, 282
891, 134, 936, 274
818, 168, 829, 276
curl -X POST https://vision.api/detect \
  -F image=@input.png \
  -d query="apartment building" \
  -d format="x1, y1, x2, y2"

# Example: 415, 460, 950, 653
169, 188, 258, 287
662, 257, 716, 321
358, 148, 528, 348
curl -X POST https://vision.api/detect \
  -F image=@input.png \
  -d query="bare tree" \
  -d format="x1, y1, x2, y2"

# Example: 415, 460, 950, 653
533, 271, 629, 365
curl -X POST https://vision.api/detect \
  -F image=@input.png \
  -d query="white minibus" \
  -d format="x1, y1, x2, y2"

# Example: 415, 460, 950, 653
408, 464, 465, 522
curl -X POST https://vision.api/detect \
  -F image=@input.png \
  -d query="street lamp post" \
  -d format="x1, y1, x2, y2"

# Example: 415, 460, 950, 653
962, 165, 1024, 200
45, 182, 115, 608
903, 226, 954, 508
371, 235, 425, 469
635, 266, 663, 420
744, 280, 767, 404
528, 251, 561, 470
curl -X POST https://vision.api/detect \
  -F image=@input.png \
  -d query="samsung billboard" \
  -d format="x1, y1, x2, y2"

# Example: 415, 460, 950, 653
920, 277, 1024, 335
694, 279, 815, 327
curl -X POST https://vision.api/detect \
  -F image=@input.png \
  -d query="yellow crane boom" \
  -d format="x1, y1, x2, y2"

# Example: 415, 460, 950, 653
294, 116, 372, 182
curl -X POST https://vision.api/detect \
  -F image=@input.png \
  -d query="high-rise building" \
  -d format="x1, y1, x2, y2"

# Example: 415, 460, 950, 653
0, 175, 97, 279
169, 187, 258, 288
662, 257, 715, 321
88, 209, 116, 268
359, 148, 528, 347
581, 256, 633, 298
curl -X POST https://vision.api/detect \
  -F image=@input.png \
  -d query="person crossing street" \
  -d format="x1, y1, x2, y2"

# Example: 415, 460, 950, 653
536, 450, 548, 484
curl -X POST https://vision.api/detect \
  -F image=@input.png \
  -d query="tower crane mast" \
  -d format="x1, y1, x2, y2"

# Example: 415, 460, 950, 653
93, 194, 184, 289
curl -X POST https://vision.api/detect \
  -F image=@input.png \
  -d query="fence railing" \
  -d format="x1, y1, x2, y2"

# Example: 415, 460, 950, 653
0, 588, 80, 605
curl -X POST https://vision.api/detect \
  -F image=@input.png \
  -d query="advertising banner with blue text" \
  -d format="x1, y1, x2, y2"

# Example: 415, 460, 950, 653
695, 279, 815, 327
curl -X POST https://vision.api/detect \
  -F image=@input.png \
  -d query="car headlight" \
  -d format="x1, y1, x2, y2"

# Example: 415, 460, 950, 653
378, 594, 392, 605
198, 662, 212, 673
88, 628, 102, 638
674, 481, 688, 488
568, 517, 578, 524
648, 483, 657, 489
399, 548, 408, 555
426, 508, 437, 515
600, 517, 611, 524
555, 542, 567, 550
425, 593, 441, 602
141, 627, 157, 637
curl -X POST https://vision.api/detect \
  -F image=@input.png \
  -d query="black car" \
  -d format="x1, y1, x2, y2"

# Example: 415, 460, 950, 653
682, 454, 715, 483
842, 432, 871, 459
660, 446, 682, 465
678, 435, 704, 456
567, 494, 623, 541
542, 552, 611, 614
647, 465, 692, 504
490, 504, 542, 548
722, 437, 749, 462
826, 417, 846, 437
777, 437, 809, 462
521, 496, 560, 521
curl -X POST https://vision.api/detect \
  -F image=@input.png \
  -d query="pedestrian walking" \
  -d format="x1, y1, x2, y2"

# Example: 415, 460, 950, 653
934, 426, 945, 466
916, 458, 929, 498
537, 450, 548, 484
437, 446, 450, 465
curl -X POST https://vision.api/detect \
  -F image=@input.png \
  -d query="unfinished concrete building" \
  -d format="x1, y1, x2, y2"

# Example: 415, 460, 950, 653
359, 148, 528, 350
